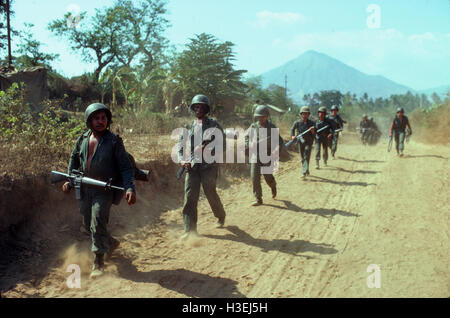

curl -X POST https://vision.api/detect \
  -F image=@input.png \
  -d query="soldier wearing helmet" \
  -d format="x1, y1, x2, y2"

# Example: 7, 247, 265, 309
389, 107, 412, 156
359, 114, 371, 145
290, 106, 316, 179
314, 106, 334, 169
244, 104, 283, 206
178, 94, 227, 239
367, 116, 381, 145
327, 105, 347, 159
62, 103, 136, 278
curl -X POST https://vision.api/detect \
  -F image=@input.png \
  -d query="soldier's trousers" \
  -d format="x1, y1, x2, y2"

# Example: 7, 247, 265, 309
182, 164, 226, 233
298, 142, 313, 175
78, 188, 114, 255
315, 136, 329, 163
251, 162, 276, 200
394, 131, 406, 153
329, 134, 339, 155
361, 131, 370, 144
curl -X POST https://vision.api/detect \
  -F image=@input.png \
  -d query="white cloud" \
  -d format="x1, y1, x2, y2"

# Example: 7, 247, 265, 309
251, 10, 308, 28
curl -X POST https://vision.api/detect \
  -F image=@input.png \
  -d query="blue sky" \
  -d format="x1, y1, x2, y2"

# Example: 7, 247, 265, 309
9, 0, 450, 90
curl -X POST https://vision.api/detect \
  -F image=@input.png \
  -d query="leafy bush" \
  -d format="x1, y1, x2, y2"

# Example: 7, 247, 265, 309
0, 83, 85, 177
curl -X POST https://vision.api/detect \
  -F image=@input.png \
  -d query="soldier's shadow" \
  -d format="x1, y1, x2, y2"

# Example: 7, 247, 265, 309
328, 167, 381, 174
402, 154, 448, 160
204, 226, 337, 259
307, 175, 376, 187
265, 200, 360, 219
113, 254, 245, 298
337, 156, 384, 163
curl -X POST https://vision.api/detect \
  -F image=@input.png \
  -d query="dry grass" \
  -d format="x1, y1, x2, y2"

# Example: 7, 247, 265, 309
410, 101, 450, 145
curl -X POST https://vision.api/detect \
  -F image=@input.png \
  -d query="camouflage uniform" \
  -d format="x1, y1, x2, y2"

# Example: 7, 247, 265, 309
315, 117, 334, 167
290, 118, 315, 176
68, 130, 135, 255
178, 117, 226, 233
245, 121, 282, 203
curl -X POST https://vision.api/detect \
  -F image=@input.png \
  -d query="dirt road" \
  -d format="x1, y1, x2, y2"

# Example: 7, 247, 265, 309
2, 135, 449, 298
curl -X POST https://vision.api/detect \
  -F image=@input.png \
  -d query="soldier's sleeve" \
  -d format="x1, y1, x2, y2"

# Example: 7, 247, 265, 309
114, 137, 135, 193
290, 121, 297, 137
67, 135, 82, 174
178, 123, 190, 162
245, 123, 258, 149
329, 119, 335, 134
213, 120, 226, 161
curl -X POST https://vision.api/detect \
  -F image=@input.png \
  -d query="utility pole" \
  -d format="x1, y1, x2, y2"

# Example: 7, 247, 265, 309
6, 0, 12, 67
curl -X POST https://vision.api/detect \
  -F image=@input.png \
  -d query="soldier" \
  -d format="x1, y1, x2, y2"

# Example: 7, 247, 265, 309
314, 106, 334, 169
328, 105, 347, 159
389, 107, 412, 157
290, 106, 315, 179
245, 105, 282, 206
359, 114, 371, 145
178, 94, 227, 239
62, 103, 137, 279
368, 117, 381, 145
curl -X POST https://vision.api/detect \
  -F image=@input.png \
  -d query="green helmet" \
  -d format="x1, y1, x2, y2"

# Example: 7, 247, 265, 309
300, 106, 310, 114
369, 116, 374, 121
318, 106, 327, 113
331, 105, 339, 111
254, 105, 270, 118
190, 94, 210, 113
85, 103, 112, 129
396, 107, 404, 113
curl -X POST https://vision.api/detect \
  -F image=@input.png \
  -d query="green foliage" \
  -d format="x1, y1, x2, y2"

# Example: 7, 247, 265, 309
239, 76, 297, 116
48, 0, 169, 82
0, 83, 85, 162
14, 23, 59, 70
172, 33, 248, 112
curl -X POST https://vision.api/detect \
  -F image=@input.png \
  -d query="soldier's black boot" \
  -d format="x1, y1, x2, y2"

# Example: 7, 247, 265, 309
90, 253, 105, 279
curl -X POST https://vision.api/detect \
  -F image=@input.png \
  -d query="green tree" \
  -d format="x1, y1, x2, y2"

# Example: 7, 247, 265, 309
431, 92, 442, 105
48, 0, 169, 83
14, 23, 59, 69
114, 0, 169, 72
317, 90, 343, 109
172, 33, 247, 114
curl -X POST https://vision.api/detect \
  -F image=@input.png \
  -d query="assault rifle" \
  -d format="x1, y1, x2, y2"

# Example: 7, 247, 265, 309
176, 132, 218, 180
387, 135, 393, 152
50, 170, 125, 200
285, 125, 330, 148
285, 128, 314, 148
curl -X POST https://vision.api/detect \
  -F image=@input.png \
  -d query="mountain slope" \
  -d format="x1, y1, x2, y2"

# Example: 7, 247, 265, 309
260, 50, 412, 103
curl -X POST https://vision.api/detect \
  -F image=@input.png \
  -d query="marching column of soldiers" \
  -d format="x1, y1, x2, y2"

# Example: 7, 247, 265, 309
58, 95, 412, 278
